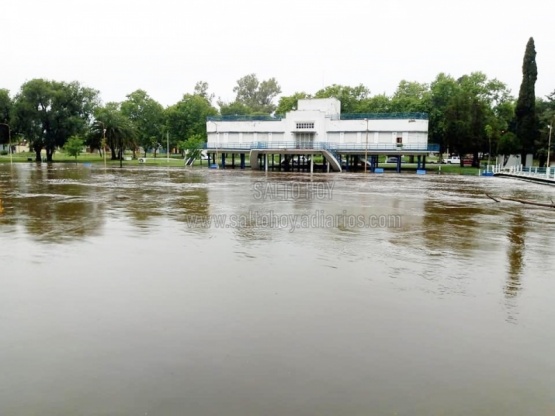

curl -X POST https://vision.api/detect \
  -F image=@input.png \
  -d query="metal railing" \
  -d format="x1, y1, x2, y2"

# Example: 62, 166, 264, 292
205, 142, 439, 152
488, 164, 555, 179
207, 115, 283, 122
205, 142, 254, 150
206, 113, 428, 122
340, 112, 428, 120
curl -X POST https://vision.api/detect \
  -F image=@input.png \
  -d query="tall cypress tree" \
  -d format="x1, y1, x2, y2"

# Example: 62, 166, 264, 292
515, 37, 539, 163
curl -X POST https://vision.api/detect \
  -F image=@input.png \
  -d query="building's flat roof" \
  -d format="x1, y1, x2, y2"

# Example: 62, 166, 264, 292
207, 112, 428, 122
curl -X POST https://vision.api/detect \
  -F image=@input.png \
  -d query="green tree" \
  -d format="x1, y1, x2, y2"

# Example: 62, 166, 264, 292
218, 101, 253, 116
313, 84, 370, 113
430, 72, 513, 162
275, 92, 312, 115
182, 134, 205, 160
121, 90, 165, 158
390, 80, 430, 113
92, 103, 137, 164
429, 73, 459, 152
0, 89, 12, 149
13, 79, 99, 162
462, 73, 515, 163
0, 89, 11, 124
358, 94, 392, 113
514, 37, 539, 162
166, 93, 217, 150
497, 132, 521, 155
535, 91, 555, 166
64, 135, 85, 160
444, 84, 489, 166
194, 81, 215, 103
222, 74, 281, 114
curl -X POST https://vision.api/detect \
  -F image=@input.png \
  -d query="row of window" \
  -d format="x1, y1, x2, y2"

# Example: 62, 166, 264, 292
296, 122, 315, 129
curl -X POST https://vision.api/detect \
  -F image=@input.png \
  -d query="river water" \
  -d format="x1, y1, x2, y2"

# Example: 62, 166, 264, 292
0, 163, 554, 415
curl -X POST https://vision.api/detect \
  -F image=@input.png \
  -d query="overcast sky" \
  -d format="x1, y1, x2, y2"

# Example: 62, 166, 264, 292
3, 0, 554, 108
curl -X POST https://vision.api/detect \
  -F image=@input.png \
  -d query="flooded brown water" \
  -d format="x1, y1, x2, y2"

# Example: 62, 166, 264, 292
1, 163, 554, 415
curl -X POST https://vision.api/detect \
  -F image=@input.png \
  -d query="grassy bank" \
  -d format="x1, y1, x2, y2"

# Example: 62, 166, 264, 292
0, 152, 483, 175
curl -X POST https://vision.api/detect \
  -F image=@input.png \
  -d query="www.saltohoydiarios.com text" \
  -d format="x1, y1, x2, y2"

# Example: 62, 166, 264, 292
184, 210, 402, 232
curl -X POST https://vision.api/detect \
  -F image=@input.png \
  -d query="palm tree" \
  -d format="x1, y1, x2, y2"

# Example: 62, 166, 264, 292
90, 103, 137, 166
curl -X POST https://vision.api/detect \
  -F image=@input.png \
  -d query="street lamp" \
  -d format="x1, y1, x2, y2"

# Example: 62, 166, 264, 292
0, 123, 12, 166
103, 128, 107, 168
364, 118, 368, 173
548, 124, 553, 168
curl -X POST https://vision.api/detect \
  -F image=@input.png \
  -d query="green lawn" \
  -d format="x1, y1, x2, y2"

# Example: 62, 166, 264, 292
423, 164, 480, 175
0, 152, 194, 167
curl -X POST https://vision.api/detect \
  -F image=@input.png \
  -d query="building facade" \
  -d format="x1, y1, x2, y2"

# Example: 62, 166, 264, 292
206, 98, 429, 152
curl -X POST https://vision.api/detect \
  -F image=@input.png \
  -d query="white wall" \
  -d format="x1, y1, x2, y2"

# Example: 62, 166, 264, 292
297, 98, 340, 116
207, 99, 428, 147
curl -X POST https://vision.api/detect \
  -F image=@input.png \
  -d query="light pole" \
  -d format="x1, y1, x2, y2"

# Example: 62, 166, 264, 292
0, 123, 12, 166
548, 124, 553, 168
103, 128, 107, 168
210, 120, 219, 167
364, 118, 368, 173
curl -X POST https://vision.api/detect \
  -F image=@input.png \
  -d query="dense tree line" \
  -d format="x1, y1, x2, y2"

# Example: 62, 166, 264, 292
0, 38, 553, 165
0, 81, 219, 162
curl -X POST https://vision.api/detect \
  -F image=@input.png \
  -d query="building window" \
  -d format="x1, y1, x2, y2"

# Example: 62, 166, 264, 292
396, 136, 403, 144
296, 122, 315, 129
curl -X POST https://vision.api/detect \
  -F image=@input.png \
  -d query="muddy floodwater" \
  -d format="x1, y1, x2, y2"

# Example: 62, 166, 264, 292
1, 163, 554, 415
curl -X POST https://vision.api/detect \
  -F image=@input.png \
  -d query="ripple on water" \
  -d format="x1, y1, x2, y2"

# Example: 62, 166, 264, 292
1, 165, 555, 415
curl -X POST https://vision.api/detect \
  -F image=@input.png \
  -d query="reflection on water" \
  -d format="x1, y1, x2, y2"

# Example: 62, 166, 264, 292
1, 164, 555, 416
506, 212, 526, 297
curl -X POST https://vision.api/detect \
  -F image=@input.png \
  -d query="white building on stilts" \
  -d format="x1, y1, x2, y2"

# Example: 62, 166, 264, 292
206, 98, 434, 172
